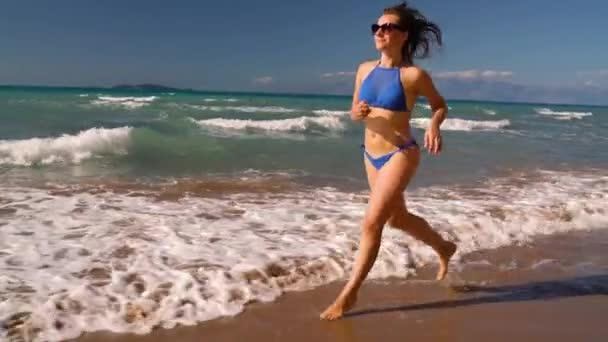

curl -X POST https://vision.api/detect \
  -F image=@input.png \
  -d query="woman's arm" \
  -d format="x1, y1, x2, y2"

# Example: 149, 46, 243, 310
414, 68, 448, 154
350, 63, 371, 121
416, 69, 447, 128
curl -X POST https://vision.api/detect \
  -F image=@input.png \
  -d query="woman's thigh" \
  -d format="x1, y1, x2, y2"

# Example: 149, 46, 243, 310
363, 149, 420, 225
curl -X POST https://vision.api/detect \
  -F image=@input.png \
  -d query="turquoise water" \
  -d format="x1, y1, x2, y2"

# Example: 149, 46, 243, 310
1, 85, 606, 189
1, 85, 607, 340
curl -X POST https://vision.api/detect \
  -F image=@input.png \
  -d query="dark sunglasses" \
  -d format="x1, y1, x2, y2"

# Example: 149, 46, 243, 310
371, 23, 405, 34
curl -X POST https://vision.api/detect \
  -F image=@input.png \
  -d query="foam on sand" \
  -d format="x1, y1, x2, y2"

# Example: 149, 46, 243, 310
0, 170, 606, 340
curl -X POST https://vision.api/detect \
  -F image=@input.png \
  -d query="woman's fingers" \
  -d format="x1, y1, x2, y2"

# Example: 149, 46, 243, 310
360, 102, 370, 115
352, 101, 368, 119
432, 136, 442, 154
424, 131, 442, 155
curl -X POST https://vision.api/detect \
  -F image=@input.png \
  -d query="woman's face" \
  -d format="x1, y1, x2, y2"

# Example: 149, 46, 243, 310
373, 14, 407, 52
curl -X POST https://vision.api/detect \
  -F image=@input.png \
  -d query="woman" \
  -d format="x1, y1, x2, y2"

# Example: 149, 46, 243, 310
320, 2, 457, 320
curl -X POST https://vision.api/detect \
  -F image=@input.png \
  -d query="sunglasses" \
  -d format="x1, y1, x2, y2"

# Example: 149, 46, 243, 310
371, 23, 405, 35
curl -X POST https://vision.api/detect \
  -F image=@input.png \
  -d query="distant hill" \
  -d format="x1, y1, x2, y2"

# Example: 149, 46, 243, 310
110, 84, 186, 92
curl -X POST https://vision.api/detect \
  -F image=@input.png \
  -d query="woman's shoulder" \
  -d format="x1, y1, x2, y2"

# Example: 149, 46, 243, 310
353, 60, 379, 81
357, 60, 379, 72
401, 65, 432, 85
401, 65, 426, 78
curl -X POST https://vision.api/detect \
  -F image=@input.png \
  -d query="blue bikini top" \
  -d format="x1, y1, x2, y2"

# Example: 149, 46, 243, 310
359, 64, 408, 112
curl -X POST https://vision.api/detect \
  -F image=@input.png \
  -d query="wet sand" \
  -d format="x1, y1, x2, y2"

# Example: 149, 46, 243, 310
76, 286, 607, 342
74, 230, 608, 342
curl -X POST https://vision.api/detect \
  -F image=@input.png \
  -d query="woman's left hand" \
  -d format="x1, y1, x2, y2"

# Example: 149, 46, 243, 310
424, 126, 442, 155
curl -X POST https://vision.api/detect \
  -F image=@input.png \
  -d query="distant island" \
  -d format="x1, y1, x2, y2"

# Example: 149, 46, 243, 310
110, 84, 188, 92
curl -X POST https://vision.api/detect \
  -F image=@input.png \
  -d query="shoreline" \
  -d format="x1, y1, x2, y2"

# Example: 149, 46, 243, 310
73, 230, 608, 342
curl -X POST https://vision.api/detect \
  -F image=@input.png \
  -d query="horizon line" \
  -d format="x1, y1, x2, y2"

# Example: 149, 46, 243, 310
0, 83, 606, 108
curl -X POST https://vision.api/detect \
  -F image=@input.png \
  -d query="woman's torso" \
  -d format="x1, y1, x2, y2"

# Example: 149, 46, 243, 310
359, 61, 419, 155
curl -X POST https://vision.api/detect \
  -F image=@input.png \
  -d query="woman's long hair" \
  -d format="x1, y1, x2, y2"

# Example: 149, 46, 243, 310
384, 2, 442, 63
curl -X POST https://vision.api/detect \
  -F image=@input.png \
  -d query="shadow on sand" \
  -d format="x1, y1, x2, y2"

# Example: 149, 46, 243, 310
345, 274, 608, 318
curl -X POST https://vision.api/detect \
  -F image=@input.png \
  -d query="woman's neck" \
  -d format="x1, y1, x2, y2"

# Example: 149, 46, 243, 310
379, 52, 403, 68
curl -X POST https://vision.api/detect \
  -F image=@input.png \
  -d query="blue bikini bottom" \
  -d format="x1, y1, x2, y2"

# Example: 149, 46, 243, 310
361, 138, 418, 170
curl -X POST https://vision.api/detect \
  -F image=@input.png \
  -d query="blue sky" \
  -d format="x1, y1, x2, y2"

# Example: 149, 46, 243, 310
1, 0, 607, 104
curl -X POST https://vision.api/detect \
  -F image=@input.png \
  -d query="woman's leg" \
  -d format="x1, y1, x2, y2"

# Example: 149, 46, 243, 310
320, 149, 420, 320
387, 194, 457, 280
364, 149, 456, 279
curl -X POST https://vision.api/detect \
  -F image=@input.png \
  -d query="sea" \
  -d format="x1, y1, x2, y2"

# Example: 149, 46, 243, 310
1, 85, 607, 341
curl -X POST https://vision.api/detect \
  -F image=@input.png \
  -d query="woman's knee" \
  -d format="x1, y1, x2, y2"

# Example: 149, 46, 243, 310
387, 213, 404, 228
361, 215, 385, 236
386, 199, 408, 228
389, 209, 426, 229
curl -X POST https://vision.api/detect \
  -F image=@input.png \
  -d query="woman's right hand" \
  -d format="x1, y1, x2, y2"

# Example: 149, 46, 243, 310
351, 100, 371, 121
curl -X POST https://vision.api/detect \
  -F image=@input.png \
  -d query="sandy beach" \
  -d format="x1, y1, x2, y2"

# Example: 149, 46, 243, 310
72, 230, 608, 342
2, 3, 608, 341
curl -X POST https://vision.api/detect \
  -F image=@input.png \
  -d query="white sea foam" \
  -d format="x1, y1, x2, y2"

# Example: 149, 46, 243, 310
411, 118, 510, 131
0, 127, 132, 166
482, 108, 497, 115
416, 104, 452, 110
90, 96, 158, 109
203, 98, 238, 102
190, 116, 344, 132
78, 94, 89, 97
190, 105, 296, 113
535, 108, 593, 120
312, 109, 350, 116
0, 170, 606, 341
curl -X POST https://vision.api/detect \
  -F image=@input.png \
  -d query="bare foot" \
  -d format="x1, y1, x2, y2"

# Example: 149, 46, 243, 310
436, 241, 457, 280
319, 293, 358, 320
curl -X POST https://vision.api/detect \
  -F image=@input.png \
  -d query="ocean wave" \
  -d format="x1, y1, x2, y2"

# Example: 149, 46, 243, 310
534, 108, 593, 120
190, 116, 344, 132
0, 170, 605, 340
203, 98, 238, 102
90, 96, 158, 109
0, 127, 132, 166
411, 118, 510, 131
312, 109, 350, 116
190, 105, 295, 113
482, 108, 497, 115
416, 103, 452, 110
